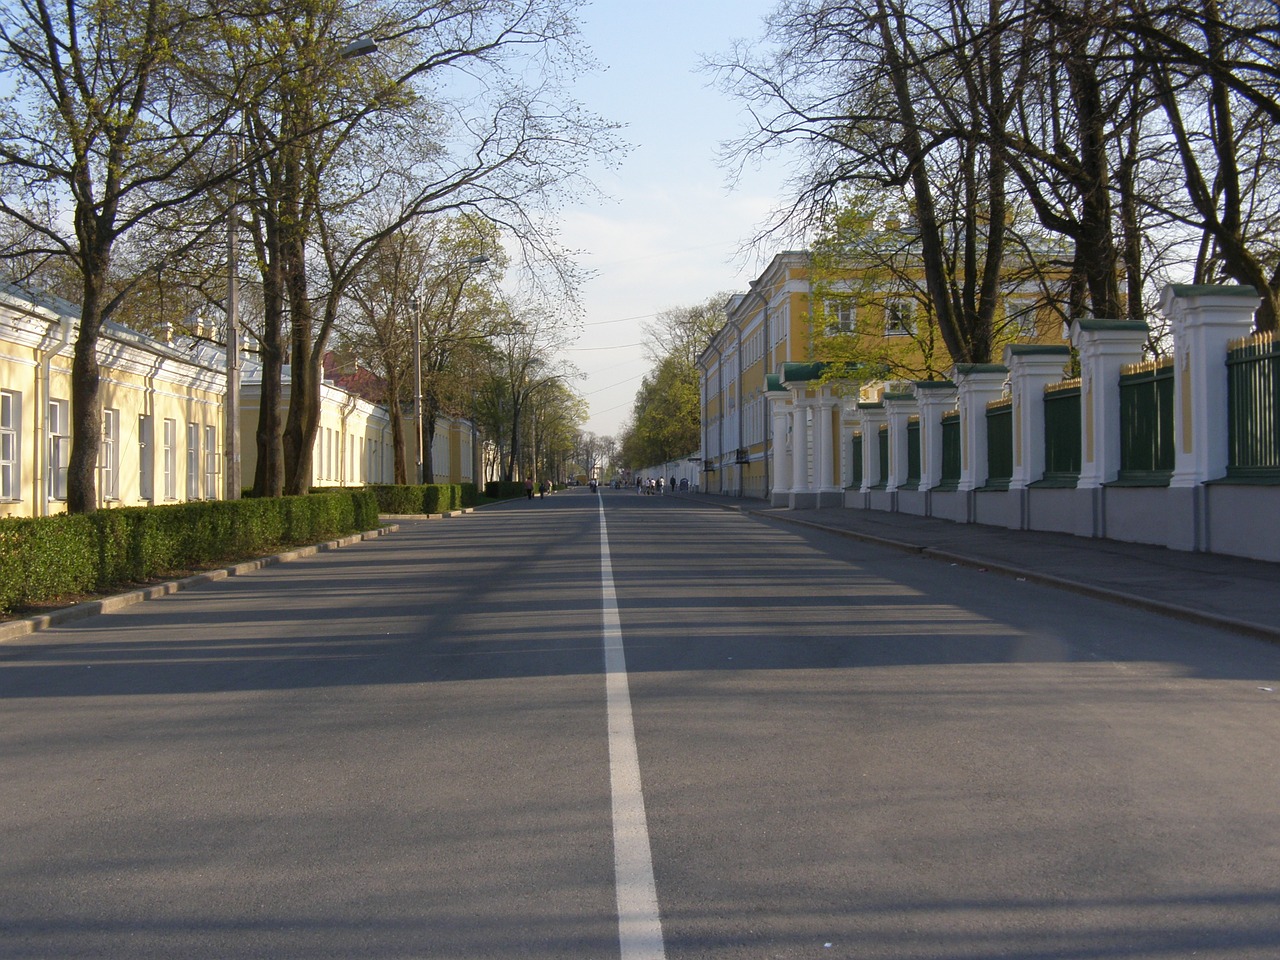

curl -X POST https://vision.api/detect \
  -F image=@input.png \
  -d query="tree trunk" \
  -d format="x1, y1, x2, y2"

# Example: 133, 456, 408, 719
252, 229, 286, 497
66, 263, 109, 514
281, 234, 317, 496
385, 367, 407, 485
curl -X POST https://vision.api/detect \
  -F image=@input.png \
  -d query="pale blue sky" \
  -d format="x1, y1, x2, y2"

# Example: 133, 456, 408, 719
560, 0, 792, 437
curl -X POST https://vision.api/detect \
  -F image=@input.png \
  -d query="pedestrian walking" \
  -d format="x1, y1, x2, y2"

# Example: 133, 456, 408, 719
524, 477, 534, 500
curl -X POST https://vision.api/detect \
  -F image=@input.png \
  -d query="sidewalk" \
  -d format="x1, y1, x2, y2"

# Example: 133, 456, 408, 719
678, 492, 1280, 643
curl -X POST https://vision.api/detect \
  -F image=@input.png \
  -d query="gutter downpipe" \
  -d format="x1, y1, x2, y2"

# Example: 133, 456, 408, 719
36, 308, 75, 517
747, 280, 769, 500
716, 338, 726, 495
736, 321, 744, 498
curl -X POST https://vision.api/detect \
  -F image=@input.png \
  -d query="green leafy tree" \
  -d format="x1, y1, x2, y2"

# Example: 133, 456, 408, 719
619, 294, 724, 468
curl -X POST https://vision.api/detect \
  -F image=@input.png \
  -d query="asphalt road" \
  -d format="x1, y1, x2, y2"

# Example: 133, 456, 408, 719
3, 489, 1279, 959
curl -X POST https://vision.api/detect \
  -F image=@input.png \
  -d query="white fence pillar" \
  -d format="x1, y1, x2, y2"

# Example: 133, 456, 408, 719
1162, 284, 1262, 487
1070, 319, 1149, 488
1004, 344, 1072, 490
952, 364, 1009, 492
913, 381, 959, 491
882, 391, 918, 492
856, 402, 887, 491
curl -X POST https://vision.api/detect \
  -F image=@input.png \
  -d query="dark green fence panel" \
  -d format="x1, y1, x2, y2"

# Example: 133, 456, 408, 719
1042, 381, 1081, 483
1227, 333, 1280, 480
1118, 361, 1174, 484
985, 400, 1013, 489
850, 432, 863, 489
873, 423, 889, 488
904, 417, 921, 488
940, 411, 961, 487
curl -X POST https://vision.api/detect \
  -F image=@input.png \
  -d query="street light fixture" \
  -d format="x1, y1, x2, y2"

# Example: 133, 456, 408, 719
413, 254, 490, 485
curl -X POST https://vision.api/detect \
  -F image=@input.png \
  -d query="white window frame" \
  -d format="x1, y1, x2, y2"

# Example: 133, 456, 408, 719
1, 390, 19, 501
203, 423, 218, 496
48, 398, 70, 501
163, 418, 177, 500
885, 299, 916, 337
186, 422, 200, 500
138, 414, 154, 501
824, 301, 857, 335
1005, 296, 1040, 339
100, 407, 119, 501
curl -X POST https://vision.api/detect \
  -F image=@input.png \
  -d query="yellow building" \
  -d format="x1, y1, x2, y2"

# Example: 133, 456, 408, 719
0, 283, 225, 518
239, 372, 399, 491
1, 283, 476, 518
700, 243, 1068, 505
699, 251, 811, 498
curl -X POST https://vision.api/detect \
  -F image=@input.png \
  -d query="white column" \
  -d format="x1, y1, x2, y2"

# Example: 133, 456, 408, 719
1162, 284, 1262, 487
1069, 319, 1149, 488
1004, 344, 1072, 490
814, 393, 839, 494
913, 381, 959, 491
839, 397, 860, 489
769, 393, 793, 505
952, 365, 1009, 491
882, 391, 918, 492
856, 402, 887, 490
791, 399, 809, 495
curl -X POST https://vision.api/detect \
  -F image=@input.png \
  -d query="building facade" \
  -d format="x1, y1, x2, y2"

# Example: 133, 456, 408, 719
0, 284, 225, 518
0, 284, 478, 518
701, 244, 1070, 506
698, 251, 811, 499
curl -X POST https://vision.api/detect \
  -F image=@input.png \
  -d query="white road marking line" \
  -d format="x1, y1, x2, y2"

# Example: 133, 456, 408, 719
599, 499, 667, 960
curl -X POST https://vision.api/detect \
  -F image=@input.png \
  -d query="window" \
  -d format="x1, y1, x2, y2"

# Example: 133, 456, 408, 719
48, 398, 70, 500
163, 418, 177, 500
1005, 297, 1040, 339
885, 299, 916, 337
187, 422, 200, 499
100, 408, 119, 501
824, 301, 856, 335
1, 390, 19, 501
139, 415, 154, 500
204, 424, 218, 497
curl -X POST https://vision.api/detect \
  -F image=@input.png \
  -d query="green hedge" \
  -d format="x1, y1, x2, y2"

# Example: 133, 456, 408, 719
484, 480, 526, 500
0, 489, 378, 616
367, 483, 476, 513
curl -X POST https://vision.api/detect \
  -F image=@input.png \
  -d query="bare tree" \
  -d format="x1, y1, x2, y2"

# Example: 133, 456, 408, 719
711, 0, 1020, 364
0, 0, 239, 511
473, 299, 577, 482
230, 0, 620, 495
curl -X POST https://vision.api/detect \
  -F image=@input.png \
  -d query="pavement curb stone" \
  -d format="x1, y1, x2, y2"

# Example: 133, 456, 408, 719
0, 523, 400, 645
681, 492, 1280, 645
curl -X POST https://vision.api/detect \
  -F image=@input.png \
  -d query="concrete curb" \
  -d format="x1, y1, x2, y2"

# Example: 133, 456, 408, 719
748, 508, 1280, 644
0, 523, 399, 645
377, 508, 475, 521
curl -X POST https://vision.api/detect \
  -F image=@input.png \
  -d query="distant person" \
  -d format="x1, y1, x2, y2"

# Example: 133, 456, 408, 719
539, 479, 549, 499
524, 477, 534, 500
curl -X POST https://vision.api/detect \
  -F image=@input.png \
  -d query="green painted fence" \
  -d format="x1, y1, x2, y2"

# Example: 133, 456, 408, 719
1041, 380, 1081, 485
1118, 359, 1174, 484
1227, 332, 1280, 481
984, 398, 1013, 490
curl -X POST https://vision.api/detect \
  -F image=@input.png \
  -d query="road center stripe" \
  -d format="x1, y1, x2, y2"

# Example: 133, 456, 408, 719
599, 499, 667, 960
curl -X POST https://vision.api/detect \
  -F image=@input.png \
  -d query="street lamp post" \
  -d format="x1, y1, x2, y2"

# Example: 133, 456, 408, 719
412, 253, 489, 486
224, 143, 241, 500
412, 296, 424, 485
